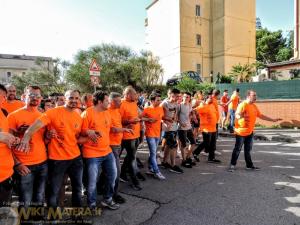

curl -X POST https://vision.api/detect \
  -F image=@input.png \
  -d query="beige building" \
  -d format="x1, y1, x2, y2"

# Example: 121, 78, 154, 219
0, 54, 54, 84
145, 0, 256, 82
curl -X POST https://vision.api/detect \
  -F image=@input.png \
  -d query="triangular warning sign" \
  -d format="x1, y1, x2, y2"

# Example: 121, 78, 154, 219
89, 59, 101, 72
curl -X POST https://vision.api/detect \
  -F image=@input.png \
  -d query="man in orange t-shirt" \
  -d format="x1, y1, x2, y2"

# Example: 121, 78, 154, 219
8, 85, 48, 208
119, 86, 143, 191
81, 90, 125, 210
108, 92, 133, 204
220, 90, 229, 130
17, 90, 83, 209
142, 93, 166, 180
193, 94, 221, 163
2, 84, 25, 114
228, 90, 281, 172
0, 84, 19, 207
227, 88, 240, 133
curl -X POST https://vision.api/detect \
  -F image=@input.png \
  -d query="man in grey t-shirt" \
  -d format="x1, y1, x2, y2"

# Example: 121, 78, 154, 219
177, 92, 196, 168
161, 88, 183, 174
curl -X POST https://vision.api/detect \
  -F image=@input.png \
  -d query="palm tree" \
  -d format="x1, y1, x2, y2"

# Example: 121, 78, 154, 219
228, 63, 256, 83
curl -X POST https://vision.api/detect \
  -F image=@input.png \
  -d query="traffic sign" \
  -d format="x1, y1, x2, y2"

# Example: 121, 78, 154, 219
89, 59, 101, 76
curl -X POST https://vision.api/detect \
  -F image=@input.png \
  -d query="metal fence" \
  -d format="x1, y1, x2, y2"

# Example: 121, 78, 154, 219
216, 80, 300, 100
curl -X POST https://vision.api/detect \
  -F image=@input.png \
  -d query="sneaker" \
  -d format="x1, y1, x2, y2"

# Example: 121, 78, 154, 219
246, 166, 260, 171
120, 174, 129, 183
113, 194, 126, 204
160, 162, 172, 169
207, 159, 222, 164
193, 153, 200, 162
131, 183, 142, 191
200, 152, 209, 156
169, 165, 184, 174
101, 200, 120, 210
154, 172, 166, 180
186, 158, 196, 166
181, 160, 192, 168
137, 172, 146, 181
215, 151, 222, 156
228, 165, 235, 172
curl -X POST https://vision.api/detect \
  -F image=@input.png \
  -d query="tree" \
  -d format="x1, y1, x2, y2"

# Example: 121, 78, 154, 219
175, 76, 198, 93
228, 63, 256, 83
11, 58, 67, 96
256, 29, 293, 64
65, 44, 163, 93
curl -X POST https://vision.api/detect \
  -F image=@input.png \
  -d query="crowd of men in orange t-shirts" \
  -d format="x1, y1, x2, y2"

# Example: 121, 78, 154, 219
0, 83, 281, 222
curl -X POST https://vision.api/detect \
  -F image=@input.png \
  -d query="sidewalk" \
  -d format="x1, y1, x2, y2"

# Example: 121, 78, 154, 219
219, 128, 300, 143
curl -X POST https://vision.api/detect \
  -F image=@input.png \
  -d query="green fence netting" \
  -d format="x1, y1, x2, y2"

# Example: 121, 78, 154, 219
216, 80, 300, 100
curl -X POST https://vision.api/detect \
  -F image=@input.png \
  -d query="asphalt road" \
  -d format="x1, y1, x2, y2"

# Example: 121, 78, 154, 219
95, 137, 300, 225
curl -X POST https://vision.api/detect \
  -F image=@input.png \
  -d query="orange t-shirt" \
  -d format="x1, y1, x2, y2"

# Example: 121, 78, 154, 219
108, 107, 123, 146
8, 108, 47, 165
196, 103, 217, 132
228, 93, 240, 110
2, 100, 25, 114
220, 96, 229, 112
142, 106, 164, 138
0, 110, 14, 182
234, 101, 261, 136
212, 96, 220, 121
38, 106, 82, 160
81, 107, 112, 158
119, 100, 140, 140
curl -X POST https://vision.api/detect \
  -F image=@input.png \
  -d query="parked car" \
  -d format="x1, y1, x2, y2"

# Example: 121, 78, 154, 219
166, 71, 203, 86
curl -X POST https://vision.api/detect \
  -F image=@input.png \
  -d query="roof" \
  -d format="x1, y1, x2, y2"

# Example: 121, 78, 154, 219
0, 53, 53, 61
146, 0, 159, 10
267, 59, 300, 68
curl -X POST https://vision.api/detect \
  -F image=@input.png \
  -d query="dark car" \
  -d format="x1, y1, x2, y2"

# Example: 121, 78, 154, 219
166, 71, 203, 86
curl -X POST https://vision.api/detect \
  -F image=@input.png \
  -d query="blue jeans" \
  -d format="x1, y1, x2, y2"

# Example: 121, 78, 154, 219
18, 161, 48, 207
230, 133, 254, 167
229, 109, 236, 131
146, 137, 160, 173
48, 156, 83, 208
111, 145, 121, 196
85, 152, 117, 208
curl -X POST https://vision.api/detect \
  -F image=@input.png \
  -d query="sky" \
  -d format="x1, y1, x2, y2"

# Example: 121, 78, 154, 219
0, 0, 294, 62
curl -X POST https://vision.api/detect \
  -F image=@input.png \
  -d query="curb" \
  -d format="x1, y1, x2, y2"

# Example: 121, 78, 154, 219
219, 132, 297, 143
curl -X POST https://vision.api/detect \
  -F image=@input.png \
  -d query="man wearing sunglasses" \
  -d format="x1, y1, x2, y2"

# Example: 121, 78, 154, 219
8, 86, 48, 218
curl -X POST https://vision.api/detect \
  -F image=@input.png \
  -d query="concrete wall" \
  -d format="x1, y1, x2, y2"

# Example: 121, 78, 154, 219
146, 0, 181, 83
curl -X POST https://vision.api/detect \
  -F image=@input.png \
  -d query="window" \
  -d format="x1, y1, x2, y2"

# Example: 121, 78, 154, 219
196, 34, 201, 45
196, 64, 201, 75
196, 5, 201, 16
6, 72, 11, 83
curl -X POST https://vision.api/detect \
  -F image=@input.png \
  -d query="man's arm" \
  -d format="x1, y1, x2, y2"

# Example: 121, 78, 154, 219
0, 132, 19, 148
16, 120, 45, 152
258, 114, 281, 122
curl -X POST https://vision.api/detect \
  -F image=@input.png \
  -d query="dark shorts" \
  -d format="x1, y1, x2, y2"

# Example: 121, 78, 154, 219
191, 121, 200, 128
164, 131, 178, 149
178, 129, 196, 148
222, 111, 228, 117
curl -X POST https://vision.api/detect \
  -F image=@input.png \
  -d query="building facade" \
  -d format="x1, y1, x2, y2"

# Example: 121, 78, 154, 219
145, 0, 256, 82
0, 54, 54, 84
